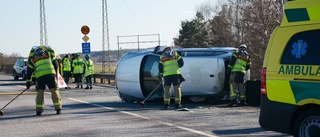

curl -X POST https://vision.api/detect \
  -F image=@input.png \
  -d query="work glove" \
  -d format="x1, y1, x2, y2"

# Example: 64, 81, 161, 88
159, 73, 163, 80
179, 74, 185, 82
26, 81, 32, 89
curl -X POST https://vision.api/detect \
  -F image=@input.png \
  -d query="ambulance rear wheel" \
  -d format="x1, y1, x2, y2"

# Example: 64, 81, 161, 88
293, 109, 320, 137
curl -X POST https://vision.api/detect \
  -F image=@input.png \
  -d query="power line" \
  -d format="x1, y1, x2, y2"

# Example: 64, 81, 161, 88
121, 0, 151, 33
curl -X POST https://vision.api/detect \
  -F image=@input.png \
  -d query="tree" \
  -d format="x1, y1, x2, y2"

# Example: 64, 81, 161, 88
174, 12, 208, 48
174, 0, 286, 79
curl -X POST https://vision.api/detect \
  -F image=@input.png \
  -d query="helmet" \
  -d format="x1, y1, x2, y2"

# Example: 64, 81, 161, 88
165, 50, 175, 58
239, 44, 247, 49
34, 48, 45, 57
85, 54, 90, 60
163, 47, 171, 52
74, 53, 80, 57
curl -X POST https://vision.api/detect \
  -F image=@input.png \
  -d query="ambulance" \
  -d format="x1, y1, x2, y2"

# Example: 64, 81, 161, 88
259, 0, 320, 137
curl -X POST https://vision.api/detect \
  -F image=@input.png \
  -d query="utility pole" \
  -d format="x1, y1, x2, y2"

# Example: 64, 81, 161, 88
102, 0, 110, 73
40, 0, 48, 46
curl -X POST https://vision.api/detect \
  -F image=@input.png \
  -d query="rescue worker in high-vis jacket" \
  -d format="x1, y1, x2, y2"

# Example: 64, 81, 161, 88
27, 46, 59, 90
62, 54, 71, 89
159, 47, 184, 109
83, 54, 94, 89
72, 53, 84, 89
227, 44, 251, 107
26, 47, 62, 115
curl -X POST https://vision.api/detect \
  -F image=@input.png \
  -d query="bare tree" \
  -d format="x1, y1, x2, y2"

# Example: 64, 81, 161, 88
206, 0, 285, 79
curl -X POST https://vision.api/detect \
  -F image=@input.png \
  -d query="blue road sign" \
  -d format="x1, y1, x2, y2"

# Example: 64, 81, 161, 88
82, 48, 91, 54
82, 43, 91, 54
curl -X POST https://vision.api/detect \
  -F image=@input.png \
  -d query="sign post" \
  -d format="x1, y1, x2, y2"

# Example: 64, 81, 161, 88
81, 25, 91, 54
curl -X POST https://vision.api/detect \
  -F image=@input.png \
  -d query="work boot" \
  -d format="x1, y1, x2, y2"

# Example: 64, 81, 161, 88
227, 102, 234, 107
75, 86, 79, 89
56, 110, 61, 115
238, 101, 248, 106
90, 86, 92, 89
36, 111, 42, 116
175, 104, 182, 109
164, 104, 170, 109
84, 87, 89, 89
227, 99, 238, 107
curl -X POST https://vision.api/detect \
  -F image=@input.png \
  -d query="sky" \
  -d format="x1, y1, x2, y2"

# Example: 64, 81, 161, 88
0, 0, 209, 57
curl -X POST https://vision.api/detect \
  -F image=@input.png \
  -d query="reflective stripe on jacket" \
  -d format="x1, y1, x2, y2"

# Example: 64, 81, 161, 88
72, 58, 84, 74
63, 58, 71, 71
84, 59, 94, 77
231, 51, 250, 73
160, 52, 181, 77
34, 58, 56, 78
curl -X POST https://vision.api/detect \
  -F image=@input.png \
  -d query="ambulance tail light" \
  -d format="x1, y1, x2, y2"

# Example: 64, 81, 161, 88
261, 67, 267, 95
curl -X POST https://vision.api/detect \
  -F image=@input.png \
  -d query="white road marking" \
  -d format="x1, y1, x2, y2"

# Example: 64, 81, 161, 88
66, 97, 218, 137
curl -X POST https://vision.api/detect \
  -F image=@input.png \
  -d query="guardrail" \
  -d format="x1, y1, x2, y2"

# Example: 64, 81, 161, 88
0, 68, 13, 74
92, 73, 115, 85
0, 68, 115, 85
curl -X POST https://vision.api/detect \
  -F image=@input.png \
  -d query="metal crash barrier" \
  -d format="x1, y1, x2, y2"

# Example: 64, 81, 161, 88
0, 68, 13, 74
92, 73, 115, 85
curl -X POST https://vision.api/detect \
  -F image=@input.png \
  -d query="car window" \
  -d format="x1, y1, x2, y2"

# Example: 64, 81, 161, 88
280, 29, 320, 65
20, 61, 24, 66
141, 55, 160, 78
140, 55, 163, 99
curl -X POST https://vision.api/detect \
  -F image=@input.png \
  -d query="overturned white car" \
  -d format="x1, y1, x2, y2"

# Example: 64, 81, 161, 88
115, 46, 240, 103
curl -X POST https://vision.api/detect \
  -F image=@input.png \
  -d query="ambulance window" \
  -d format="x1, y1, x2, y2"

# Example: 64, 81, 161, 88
281, 29, 320, 65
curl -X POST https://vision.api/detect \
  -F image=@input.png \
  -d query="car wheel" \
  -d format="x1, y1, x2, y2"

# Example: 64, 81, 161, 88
13, 71, 19, 80
22, 72, 26, 80
293, 109, 320, 137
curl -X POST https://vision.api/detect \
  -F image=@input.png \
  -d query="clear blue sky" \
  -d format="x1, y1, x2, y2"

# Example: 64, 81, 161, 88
0, 0, 209, 57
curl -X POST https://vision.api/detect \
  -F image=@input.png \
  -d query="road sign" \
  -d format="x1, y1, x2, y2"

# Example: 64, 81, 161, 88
82, 49, 91, 54
82, 35, 90, 42
82, 42, 91, 54
81, 25, 90, 35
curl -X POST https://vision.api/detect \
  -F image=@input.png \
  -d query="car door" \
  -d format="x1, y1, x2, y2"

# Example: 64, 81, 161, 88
179, 51, 226, 96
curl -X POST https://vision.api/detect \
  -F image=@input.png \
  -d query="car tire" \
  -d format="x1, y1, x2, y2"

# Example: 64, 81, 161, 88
22, 71, 26, 80
293, 109, 320, 137
13, 71, 19, 80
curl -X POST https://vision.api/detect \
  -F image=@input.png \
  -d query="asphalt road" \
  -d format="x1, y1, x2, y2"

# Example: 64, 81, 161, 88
0, 74, 291, 137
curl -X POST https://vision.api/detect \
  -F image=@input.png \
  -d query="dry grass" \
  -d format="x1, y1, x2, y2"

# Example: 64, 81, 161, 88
94, 62, 117, 74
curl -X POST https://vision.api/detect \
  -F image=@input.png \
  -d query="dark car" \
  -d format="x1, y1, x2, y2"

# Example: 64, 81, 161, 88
13, 58, 28, 80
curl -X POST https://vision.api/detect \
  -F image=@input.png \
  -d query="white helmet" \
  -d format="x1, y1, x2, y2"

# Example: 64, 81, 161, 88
239, 44, 247, 49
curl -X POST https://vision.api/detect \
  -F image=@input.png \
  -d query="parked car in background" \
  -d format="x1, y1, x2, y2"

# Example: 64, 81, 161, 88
13, 58, 28, 80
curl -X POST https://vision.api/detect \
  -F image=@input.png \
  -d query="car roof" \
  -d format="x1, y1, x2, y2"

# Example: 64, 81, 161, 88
17, 58, 28, 62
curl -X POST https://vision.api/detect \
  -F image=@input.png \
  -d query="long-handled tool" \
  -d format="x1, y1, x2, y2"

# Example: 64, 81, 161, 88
0, 88, 28, 116
139, 82, 163, 107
